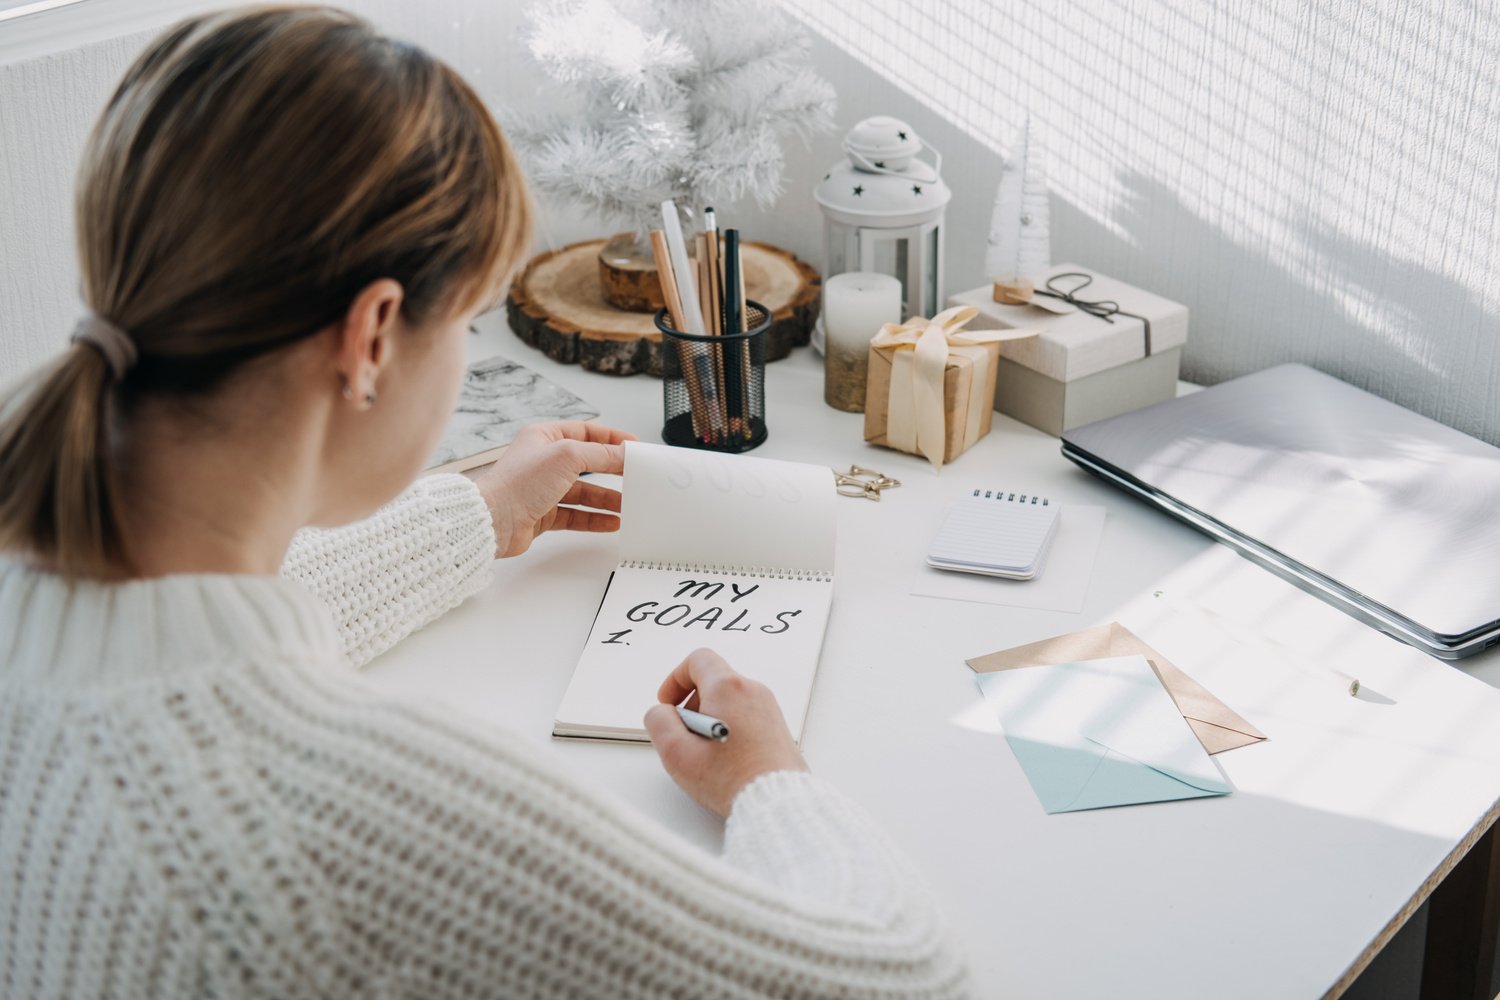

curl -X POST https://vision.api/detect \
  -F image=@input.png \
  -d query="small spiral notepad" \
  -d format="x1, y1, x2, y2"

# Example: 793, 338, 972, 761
927, 489, 1061, 580
554, 442, 835, 743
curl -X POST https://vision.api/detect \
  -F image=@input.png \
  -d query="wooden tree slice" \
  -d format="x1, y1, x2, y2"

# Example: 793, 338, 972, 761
507, 238, 821, 376
597, 233, 665, 312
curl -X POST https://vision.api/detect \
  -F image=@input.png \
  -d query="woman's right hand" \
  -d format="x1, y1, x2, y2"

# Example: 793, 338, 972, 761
643, 648, 808, 818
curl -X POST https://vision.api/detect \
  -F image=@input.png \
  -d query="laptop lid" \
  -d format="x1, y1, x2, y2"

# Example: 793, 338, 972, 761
1061, 363, 1500, 659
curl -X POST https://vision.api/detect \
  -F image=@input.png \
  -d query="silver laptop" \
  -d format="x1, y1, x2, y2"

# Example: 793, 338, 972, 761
1061, 363, 1500, 660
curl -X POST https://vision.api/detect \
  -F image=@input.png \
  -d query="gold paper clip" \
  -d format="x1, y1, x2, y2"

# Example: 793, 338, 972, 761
832, 465, 901, 501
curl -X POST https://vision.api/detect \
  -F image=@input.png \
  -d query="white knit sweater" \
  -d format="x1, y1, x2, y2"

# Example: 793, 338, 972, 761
0, 474, 971, 998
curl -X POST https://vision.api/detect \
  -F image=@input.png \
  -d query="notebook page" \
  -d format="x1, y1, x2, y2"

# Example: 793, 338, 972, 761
618, 441, 835, 573
556, 566, 832, 741
928, 491, 1059, 572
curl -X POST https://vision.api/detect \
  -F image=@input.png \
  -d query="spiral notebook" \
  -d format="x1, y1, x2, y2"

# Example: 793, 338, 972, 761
554, 442, 836, 743
927, 489, 1060, 580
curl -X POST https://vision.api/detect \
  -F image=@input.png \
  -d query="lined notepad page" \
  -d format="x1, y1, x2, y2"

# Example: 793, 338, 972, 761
927, 490, 1060, 579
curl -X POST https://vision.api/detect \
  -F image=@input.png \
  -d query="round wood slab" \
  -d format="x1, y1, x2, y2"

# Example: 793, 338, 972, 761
507, 239, 821, 376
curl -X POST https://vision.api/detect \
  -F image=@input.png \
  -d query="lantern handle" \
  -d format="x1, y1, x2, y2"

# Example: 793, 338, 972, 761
843, 137, 942, 184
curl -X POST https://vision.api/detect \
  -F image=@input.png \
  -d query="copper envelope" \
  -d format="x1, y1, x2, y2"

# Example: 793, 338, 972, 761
966, 622, 1267, 754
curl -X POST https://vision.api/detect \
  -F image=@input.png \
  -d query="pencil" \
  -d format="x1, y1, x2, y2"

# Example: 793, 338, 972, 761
660, 199, 724, 442
704, 207, 723, 335
694, 233, 710, 336
649, 229, 708, 441
697, 235, 727, 440
703, 221, 730, 439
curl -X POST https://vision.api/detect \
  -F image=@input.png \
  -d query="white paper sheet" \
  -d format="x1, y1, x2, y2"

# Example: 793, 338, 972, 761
619, 441, 836, 572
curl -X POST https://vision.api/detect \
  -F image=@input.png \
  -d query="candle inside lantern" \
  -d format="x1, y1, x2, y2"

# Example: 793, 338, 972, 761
823, 271, 901, 412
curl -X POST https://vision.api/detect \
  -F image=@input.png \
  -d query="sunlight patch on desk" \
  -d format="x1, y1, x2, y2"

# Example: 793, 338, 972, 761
950, 696, 1003, 734
1094, 543, 1500, 841
971, 654, 1232, 813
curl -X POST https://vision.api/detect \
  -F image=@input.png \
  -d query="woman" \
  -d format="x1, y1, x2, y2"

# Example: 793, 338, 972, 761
0, 8, 970, 997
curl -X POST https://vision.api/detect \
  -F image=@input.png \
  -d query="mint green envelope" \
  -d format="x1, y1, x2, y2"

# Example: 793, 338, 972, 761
974, 654, 1233, 813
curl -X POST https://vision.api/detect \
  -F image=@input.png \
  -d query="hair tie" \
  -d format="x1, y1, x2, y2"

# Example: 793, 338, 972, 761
70, 313, 138, 380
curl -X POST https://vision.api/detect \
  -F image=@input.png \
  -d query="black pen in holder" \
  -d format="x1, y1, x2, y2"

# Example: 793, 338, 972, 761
655, 301, 769, 452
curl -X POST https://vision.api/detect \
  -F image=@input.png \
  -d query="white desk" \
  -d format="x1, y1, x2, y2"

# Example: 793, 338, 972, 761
364, 315, 1500, 999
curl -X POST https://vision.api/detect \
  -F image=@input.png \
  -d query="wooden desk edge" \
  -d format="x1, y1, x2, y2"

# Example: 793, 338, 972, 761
1321, 793, 1500, 999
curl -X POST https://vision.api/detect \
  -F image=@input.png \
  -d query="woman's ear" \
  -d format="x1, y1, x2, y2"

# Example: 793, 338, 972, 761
334, 279, 405, 408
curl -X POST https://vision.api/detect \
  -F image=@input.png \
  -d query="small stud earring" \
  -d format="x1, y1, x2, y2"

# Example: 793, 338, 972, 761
364, 391, 376, 406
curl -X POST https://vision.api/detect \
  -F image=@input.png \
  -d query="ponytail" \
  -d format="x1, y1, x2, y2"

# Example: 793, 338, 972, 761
0, 343, 124, 576
0, 6, 533, 578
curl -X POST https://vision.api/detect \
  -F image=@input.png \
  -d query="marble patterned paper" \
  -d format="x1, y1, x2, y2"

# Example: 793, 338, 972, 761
425, 354, 599, 470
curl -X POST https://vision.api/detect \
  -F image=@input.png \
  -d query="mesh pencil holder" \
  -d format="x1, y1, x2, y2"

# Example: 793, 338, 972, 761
655, 301, 769, 452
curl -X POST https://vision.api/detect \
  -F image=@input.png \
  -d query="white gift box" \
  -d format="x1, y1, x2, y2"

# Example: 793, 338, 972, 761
947, 264, 1189, 436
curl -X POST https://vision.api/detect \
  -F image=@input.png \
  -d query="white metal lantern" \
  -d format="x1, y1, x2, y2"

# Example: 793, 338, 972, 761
814, 115, 951, 324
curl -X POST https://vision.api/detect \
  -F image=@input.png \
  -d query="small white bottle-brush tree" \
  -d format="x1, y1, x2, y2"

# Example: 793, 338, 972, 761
513, 0, 836, 310
985, 115, 1052, 302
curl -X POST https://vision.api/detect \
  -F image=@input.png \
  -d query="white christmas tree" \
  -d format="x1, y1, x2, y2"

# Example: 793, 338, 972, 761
515, 0, 837, 235
984, 115, 1051, 284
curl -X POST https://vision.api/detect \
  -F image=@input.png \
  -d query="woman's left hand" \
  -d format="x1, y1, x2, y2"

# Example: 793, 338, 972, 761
466, 421, 635, 558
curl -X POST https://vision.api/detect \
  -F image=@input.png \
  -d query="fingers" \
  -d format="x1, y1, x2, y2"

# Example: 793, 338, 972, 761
657, 647, 734, 707
578, 422, 638, 445
646, 652, 806, 817
561, 439, 627, 477
548, 507, 620, 534
546, 420, 638, 447
643, 703, 708, 773
559, 480, 622, 513
643, 702, 686, 749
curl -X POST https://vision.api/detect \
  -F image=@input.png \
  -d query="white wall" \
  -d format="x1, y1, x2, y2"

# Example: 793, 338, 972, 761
3, 0, 1497, 448
0, 0, 554, 382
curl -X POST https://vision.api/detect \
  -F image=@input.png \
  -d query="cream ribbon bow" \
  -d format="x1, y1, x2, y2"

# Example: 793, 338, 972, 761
870, 306, 1038, 468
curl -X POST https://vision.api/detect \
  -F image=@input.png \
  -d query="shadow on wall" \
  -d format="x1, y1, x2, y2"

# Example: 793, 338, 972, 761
779, 0, 1500, 447
788, 31, 1500, 445
1051, 171, 1500, 441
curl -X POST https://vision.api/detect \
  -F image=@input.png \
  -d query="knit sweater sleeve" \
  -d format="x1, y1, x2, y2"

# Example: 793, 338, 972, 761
257, 666, 974, 998
279, 473, 494, 667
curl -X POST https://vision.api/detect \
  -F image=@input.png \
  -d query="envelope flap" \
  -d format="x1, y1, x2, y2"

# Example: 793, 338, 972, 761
1079, 734, 1232, 795
1106, 623, 1267, 742
966, 623, 1116, 673
1074, 656, 1232, 796
1186, 718, 1265, 755
967, 623, 1267, 753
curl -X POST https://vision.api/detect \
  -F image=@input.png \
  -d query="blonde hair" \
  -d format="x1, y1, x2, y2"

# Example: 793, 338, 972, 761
0, 5, 532, 577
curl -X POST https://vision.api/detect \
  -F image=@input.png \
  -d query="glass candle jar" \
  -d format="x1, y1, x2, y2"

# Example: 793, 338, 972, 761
822, 271, 901, 412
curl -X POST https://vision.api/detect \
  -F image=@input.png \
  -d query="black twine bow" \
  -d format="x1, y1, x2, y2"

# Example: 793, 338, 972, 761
1033, 271, 1153, 356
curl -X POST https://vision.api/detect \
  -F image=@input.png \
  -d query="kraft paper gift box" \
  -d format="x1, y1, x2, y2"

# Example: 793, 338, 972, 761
863, 306, 1041, 468
946, 264, 1189, 436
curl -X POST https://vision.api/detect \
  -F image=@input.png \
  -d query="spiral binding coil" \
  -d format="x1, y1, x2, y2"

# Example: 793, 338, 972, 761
620, 559, 832, 582
971, 489, 1049, 505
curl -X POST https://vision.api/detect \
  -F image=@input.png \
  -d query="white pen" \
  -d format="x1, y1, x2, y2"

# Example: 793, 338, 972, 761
676, 705, 730, 742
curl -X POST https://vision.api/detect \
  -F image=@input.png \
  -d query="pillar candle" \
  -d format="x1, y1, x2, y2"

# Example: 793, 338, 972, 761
824, 271, 901, 412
